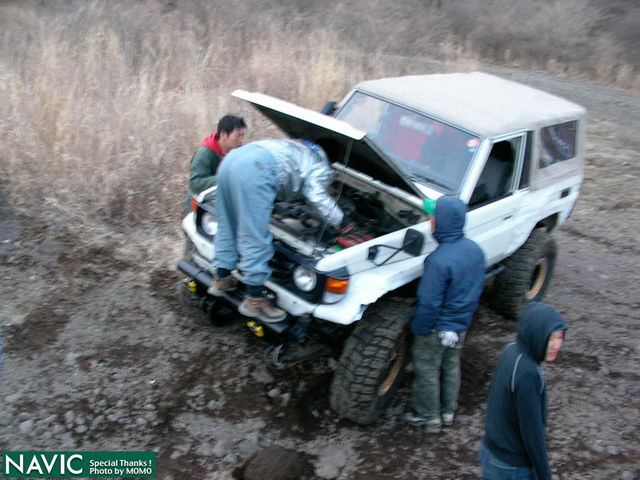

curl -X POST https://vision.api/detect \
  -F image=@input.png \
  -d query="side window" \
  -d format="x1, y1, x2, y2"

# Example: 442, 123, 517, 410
539, 120, 577, 168
469, 139, 517, 207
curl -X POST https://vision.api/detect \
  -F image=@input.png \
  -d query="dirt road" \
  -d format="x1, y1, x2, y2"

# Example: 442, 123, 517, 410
1, 70, 638, 479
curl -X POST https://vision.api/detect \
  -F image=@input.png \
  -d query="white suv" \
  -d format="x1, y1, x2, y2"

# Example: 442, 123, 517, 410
178, 72, 586, 424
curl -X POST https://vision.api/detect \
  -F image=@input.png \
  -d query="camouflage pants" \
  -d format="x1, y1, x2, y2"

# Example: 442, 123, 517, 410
411, 330, 467, 420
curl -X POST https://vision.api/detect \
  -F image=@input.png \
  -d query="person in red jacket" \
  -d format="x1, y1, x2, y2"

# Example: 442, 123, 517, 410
184, 115, 246, 211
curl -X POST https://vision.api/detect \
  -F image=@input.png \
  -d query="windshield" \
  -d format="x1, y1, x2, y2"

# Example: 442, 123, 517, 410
335, 91, 481, 194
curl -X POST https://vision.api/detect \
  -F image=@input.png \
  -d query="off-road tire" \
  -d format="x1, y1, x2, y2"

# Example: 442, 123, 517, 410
178, 238, 211, 325
491, 229, 557, 320
330, 299, 411, 425
184, 237, 196, 260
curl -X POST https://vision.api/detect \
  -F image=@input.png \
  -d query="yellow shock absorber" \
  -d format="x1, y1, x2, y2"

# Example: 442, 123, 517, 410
247, 320, 265, 337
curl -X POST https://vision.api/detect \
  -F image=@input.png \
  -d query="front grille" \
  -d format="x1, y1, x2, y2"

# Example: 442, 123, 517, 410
269, 244, 325, 303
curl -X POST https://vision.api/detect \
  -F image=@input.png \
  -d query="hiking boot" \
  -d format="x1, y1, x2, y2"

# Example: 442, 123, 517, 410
207, 275, 238, 296
424, 418, 442, 434
405, 411, 433, 426
441, 412, 454, 427
406, 412, 441, 433
238, 296, 287, 323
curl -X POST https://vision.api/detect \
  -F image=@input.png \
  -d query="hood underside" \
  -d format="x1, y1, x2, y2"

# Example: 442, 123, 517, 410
232, 89, 424, 198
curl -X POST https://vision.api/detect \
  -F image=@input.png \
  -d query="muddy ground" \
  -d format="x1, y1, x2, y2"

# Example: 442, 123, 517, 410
1, 68, 639, 479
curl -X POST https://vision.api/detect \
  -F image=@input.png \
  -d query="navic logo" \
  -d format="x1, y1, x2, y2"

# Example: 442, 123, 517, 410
2, 451, 156, 478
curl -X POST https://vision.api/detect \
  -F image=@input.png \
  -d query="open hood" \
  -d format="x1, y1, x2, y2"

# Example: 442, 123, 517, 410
232, 89, 424, 198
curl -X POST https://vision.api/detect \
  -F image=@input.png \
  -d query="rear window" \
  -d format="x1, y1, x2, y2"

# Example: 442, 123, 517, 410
539, 121, 577, 168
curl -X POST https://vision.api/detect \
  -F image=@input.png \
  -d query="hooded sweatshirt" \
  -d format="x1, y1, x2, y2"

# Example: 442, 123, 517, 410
200, 133, 224, 156
483, 302, 567, 480
410, 196, 486, 334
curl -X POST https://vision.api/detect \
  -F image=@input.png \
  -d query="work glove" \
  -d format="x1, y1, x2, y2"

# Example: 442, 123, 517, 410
438, 331, 459, 347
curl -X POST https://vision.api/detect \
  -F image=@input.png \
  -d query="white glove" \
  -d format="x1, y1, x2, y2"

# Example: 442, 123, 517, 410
438, 331, 459, 347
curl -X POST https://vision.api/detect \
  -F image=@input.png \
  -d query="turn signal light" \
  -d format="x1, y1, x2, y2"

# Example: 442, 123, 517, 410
325, 277, 349, 294
190, 196, 199, 212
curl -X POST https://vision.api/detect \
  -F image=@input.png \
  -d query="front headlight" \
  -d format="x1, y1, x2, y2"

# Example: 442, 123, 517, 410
201, 212, 217, 236
293, 266, 317, 292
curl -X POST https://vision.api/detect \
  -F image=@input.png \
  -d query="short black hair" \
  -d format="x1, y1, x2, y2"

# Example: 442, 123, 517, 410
217, 115, 246, 136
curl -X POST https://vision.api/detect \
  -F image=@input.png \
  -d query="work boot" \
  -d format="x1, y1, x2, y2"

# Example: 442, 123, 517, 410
423, 418, 442, 434
207, 275, 238, 296
238, 296, 287, 323
441, 412, 454, 427
405, 411, 432, 425
406, 412, 442, 434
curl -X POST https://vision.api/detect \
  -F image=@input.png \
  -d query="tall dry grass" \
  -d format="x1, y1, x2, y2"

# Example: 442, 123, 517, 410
0, 0, 637, 245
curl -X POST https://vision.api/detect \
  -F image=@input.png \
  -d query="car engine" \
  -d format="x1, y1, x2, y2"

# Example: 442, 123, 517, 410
270, 182, 420, 257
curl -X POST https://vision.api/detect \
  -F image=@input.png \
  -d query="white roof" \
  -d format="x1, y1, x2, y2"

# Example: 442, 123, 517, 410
353, 72, 586, 138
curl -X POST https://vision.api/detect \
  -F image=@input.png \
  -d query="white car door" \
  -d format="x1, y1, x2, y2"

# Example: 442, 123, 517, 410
464, 134, 530, 266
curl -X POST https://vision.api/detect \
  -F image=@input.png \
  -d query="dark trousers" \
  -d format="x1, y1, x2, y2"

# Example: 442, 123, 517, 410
411, 330, 466, 419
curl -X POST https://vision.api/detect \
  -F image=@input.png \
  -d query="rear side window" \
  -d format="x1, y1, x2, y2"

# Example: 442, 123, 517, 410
539, 120, 577, 168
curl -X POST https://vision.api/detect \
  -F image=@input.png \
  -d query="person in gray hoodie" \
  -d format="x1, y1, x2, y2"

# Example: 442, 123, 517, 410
480, 302, 567, 480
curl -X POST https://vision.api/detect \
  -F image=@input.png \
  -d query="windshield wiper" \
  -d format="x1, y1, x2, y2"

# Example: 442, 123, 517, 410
408, 173, 451, 191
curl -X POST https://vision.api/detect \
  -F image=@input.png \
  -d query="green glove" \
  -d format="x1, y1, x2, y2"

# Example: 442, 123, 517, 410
423, 198, 436, 215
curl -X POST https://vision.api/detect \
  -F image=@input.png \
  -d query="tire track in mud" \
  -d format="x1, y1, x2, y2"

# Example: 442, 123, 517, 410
562, 224, 640, 255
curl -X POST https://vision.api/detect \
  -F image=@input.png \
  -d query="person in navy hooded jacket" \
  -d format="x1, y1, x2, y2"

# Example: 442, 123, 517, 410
480, 302, 567, 480
406, 195, 486, 433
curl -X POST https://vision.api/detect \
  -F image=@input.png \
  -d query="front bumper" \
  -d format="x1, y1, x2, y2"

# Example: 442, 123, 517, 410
181, 211, 429, 326
177, 258, 290, 334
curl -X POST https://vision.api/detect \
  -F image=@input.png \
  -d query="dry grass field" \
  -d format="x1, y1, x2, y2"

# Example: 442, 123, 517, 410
1, 1, 639, 479
0, 0, 638, 238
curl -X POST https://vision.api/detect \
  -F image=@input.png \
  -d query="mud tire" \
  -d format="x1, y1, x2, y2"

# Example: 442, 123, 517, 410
330, 299, 411, 425
184, 237, 196, 260
490, 229, 557, 320
177, 238, 210, 326
179, 238, 237, 326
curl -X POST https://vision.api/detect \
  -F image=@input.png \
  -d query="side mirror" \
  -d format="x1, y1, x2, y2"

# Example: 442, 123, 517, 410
402, 228, 424, 256
367, 228, 425, 265
321, 101, 337, 116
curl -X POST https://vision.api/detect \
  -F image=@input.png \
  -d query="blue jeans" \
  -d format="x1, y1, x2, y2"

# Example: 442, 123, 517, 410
479, 443, 535, 480
213, 144, 279, 287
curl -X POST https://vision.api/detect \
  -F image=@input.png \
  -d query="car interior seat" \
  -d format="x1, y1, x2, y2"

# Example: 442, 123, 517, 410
469, 141, 514, 206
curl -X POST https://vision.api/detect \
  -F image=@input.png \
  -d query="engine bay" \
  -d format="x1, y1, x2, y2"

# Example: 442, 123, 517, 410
270, 169, 425, 258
